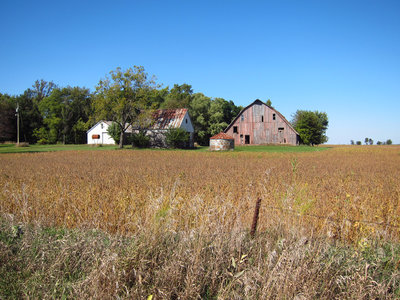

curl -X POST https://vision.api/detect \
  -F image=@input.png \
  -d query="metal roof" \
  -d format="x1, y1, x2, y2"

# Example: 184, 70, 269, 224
210, 132, 234, 140
150, 108, 188, 130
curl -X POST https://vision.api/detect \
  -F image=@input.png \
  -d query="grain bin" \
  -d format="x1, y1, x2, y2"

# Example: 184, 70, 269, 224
209, 132, 235, 151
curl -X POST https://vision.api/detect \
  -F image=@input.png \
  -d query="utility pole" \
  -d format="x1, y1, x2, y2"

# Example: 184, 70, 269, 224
16, 103, 20, 145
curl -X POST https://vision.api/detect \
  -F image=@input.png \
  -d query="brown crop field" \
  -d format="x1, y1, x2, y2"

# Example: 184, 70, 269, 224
1, 146, 400, 298
1, 146, 400, 242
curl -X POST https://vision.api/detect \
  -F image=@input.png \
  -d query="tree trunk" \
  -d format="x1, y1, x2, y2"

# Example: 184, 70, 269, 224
119, 130, 124, 148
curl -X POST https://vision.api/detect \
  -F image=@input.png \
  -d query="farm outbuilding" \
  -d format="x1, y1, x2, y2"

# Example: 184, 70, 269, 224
87, 108, 194, 147
224, 99, 300, 145
209, 132, 234, 151
87, 121, 115, 145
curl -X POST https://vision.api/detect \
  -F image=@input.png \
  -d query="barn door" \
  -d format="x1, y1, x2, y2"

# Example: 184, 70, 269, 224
278, 128, 284, 143
102, 132, 108, 144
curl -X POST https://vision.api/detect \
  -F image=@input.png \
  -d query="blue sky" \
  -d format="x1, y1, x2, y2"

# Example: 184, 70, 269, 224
1, 0, 399, 144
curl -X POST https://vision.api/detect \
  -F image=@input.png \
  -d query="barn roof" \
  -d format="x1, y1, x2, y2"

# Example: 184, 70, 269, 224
210, 132, 234, 140
224, 99, 299, 135
150, 108, 188, 130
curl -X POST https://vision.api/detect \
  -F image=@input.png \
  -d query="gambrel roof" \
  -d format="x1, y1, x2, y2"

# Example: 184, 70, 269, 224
224, 99, 299, 135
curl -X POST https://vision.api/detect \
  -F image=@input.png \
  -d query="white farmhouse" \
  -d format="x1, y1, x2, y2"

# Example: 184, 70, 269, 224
87, 108, 194, 147
87, 121, 115, 145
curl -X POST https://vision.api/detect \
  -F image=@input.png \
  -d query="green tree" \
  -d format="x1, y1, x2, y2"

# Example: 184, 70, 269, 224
93, 66, 157, 148
165, 127, 190, 148
14, 80, 56, 143
356, 141, 362, 145
365, 137, 369, 145
350, 140, 355, 145
291, 110, 329, 146
386, 139, 392, 145
208, 98, 242, 137
37, 86, 91, 144
130, 131, 150, 148
266, 99, 272, 107
162, 83, 193, 109
0, 93, 16, 142
368, 138, 373, 145
377, 141, 382, 145
106, 122, 121, 144
189, 93, 211, 145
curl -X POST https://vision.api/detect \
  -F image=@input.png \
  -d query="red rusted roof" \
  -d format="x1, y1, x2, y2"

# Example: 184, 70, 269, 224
151, 108, 188, 130
210, 132, 234, 140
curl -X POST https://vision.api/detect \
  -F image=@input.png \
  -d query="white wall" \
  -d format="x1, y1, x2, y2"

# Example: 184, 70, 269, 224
179, 111, 194, 133
87, 122, 115, 144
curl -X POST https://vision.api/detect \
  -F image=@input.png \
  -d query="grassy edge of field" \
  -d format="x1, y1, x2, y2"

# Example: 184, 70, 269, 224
0, 143, 330, 154
1, 216, 399, 299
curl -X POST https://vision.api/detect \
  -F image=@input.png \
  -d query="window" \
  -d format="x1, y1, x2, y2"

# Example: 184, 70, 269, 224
185, 118, 188, 124
261, 116, 264, 122
233, 126, 238, 133
245, 135, 250, 144
241, 114, 244, 121
273, 114, 276, 120
101, 123, 104, 129
278, 127, 284, 131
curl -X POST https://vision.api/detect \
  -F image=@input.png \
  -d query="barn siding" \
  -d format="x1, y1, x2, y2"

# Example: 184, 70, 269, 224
224, 100, 299, 146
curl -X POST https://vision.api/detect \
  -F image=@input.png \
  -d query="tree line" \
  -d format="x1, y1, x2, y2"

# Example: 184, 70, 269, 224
0, 66, 329, 147
350, 138, 393, 145
0, 67, 242, 146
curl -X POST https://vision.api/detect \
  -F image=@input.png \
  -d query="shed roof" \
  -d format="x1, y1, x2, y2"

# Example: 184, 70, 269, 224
210, 132, 234, 140
150, 108, 188, 130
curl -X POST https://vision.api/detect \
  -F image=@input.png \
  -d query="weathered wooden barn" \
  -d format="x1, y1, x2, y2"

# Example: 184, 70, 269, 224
224, 99, 299, 145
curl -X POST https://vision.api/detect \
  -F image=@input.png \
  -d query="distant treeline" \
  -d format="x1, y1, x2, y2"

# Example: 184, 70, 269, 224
351, 138, 393, 146
0, 74, 242, 145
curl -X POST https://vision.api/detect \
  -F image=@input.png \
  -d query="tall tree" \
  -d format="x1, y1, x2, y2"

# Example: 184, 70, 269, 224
208, 98, 240, 136
32, 79, 57, 101
93, 66, 157, 148
0, 93, 16, 142
189, 93, 211, 145
13, 80, 57, 143
162, 83, 193, 109
36, 86, 92, 144
291, 110, 329, 146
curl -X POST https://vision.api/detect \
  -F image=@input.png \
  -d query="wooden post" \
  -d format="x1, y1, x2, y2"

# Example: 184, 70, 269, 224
16, 103, 20, 145
250, 198, 262, 238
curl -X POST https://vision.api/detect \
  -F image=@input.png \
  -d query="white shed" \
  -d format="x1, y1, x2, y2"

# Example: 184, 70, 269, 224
87, 121, 116, 145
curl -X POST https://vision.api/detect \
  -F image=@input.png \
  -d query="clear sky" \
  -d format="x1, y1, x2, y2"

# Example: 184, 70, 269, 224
1, 0, 399, 144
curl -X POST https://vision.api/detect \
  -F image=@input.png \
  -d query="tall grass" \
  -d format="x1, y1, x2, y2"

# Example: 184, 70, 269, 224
1, 216, 399, 299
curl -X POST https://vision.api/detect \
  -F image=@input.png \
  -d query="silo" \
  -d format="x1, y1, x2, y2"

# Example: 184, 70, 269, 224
209, 132, 235, 151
